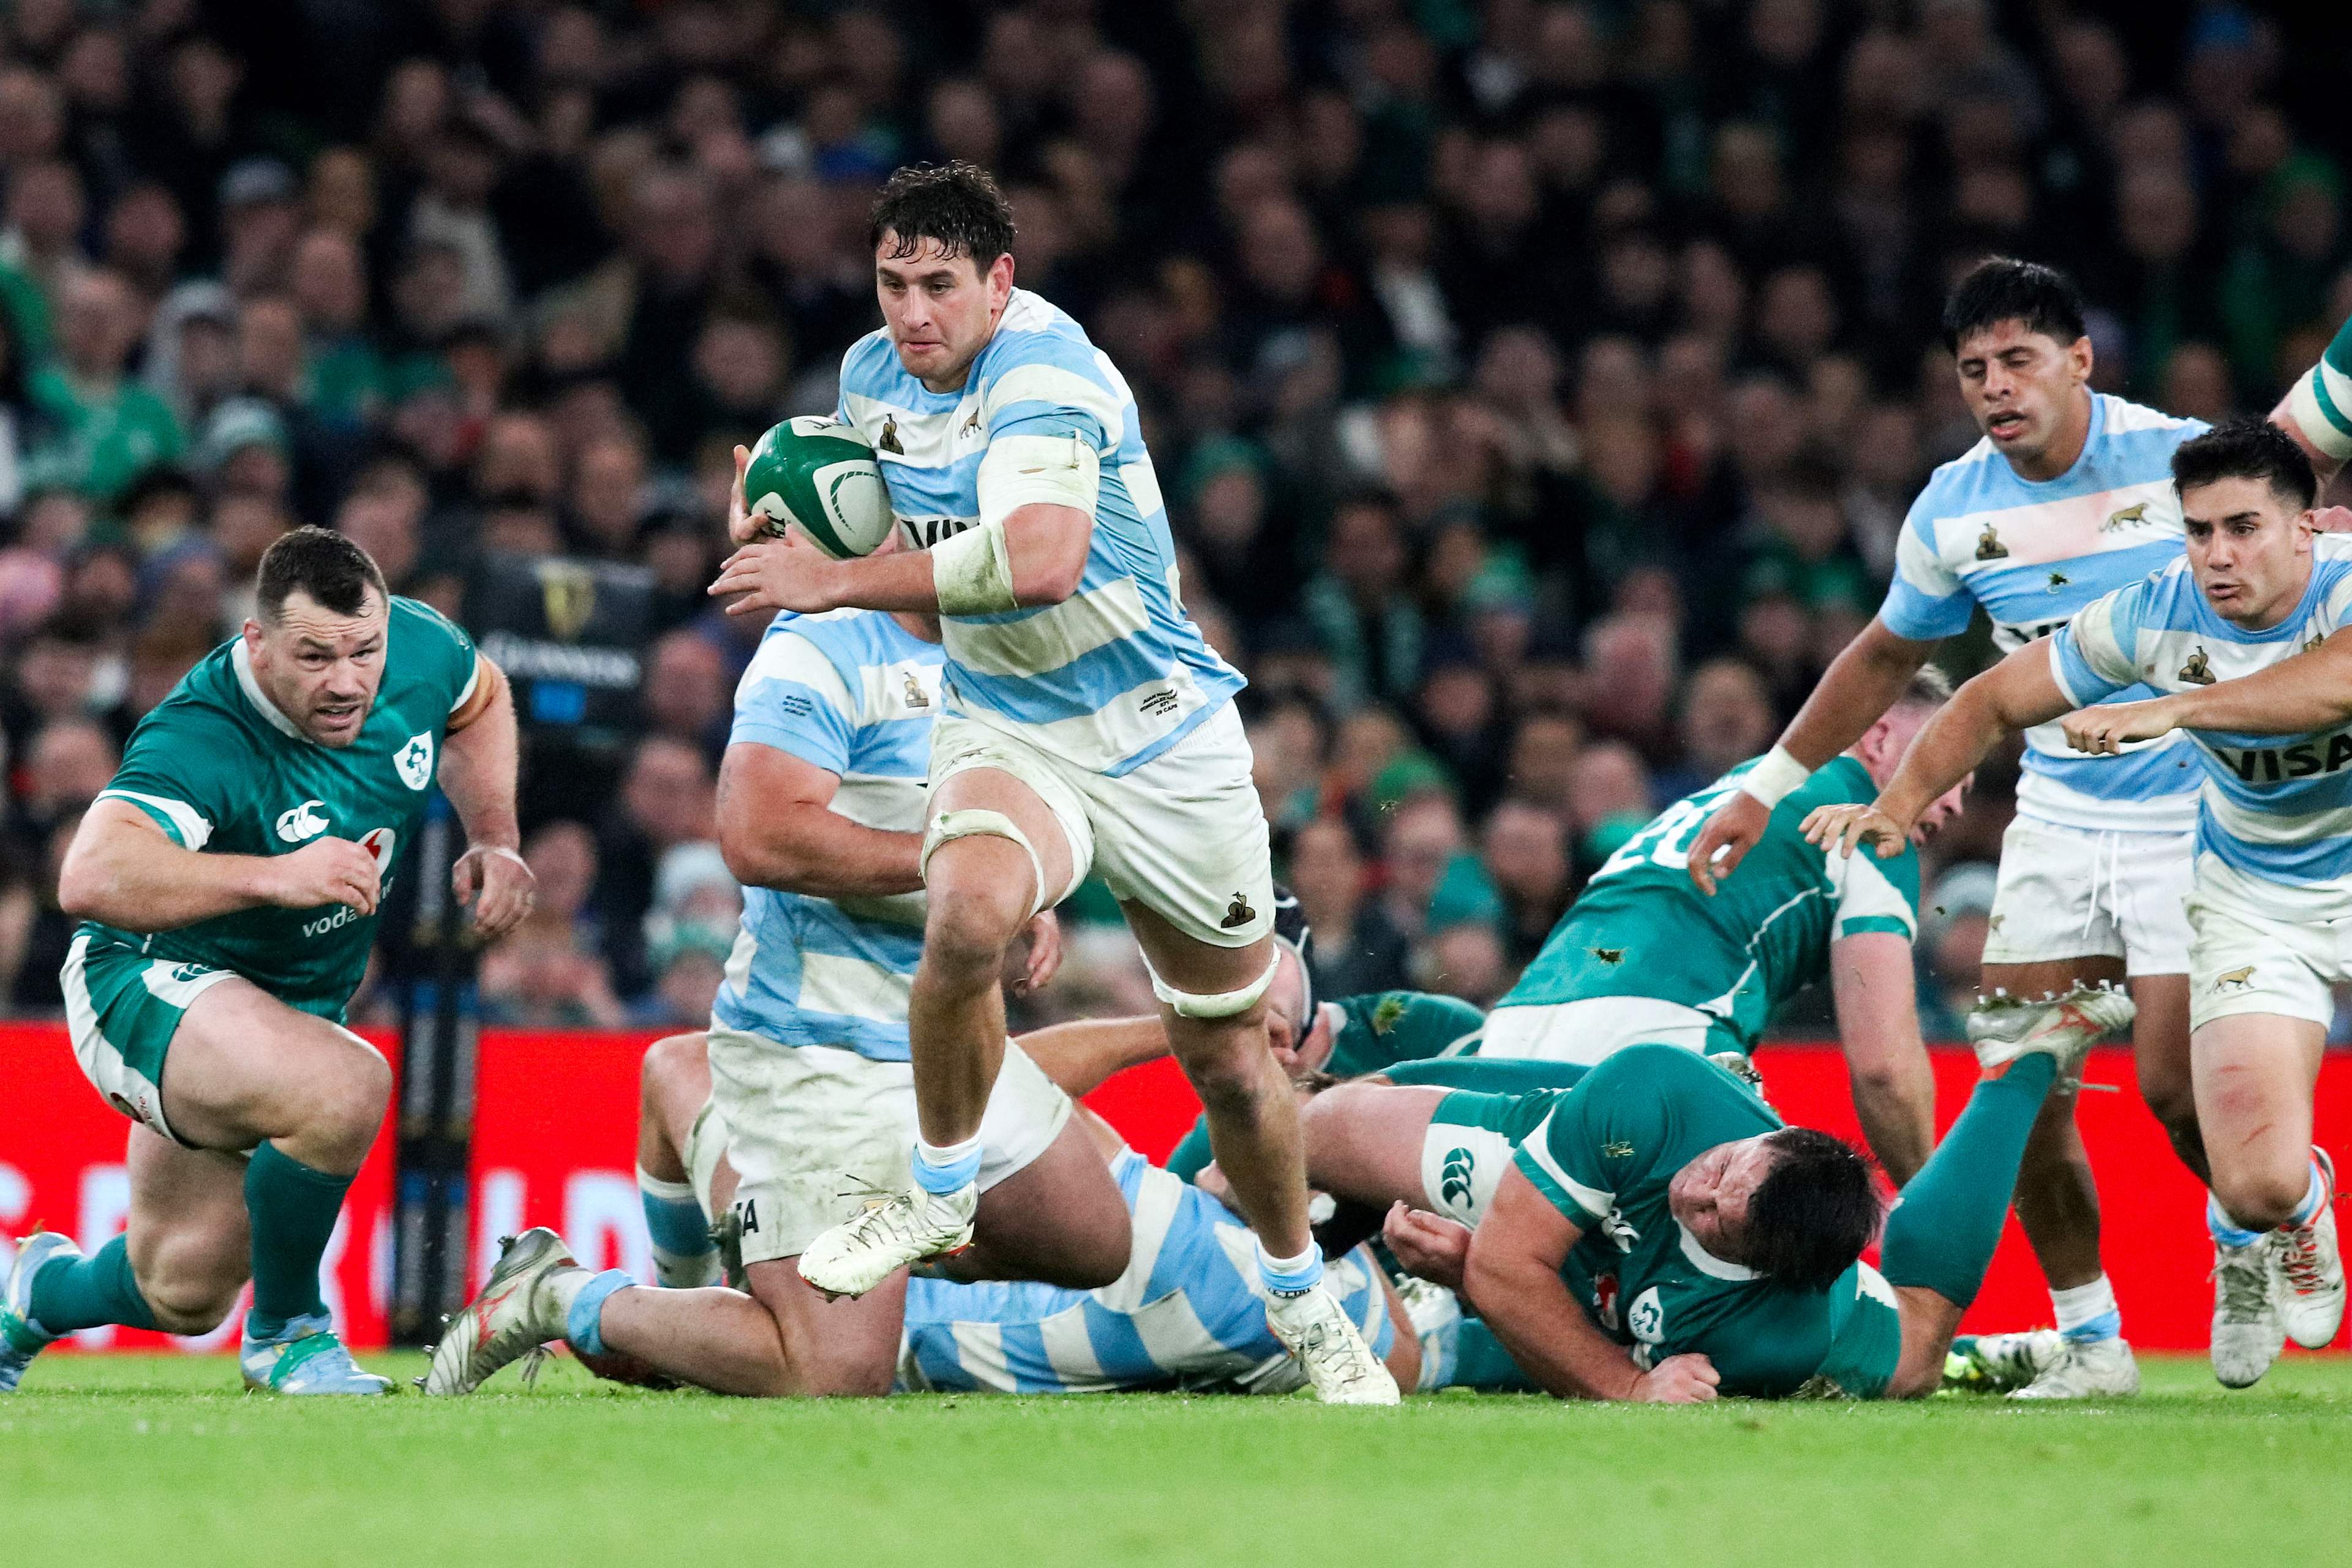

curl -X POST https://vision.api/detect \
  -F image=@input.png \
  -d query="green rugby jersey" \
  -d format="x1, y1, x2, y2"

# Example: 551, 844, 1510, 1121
1167, 989, 1485, 1180
1493, 756, 1921, 1052
1513, 1045, 1900, 1398
80, 597, 481, 1019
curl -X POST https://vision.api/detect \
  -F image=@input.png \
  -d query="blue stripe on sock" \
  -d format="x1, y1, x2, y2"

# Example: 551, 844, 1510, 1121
912, 1140, 982, 1195
2061, 1310, 2122, 1344
1258, 1251, 1323, 1294
566, 1270, 632, 1356
2207, 1196, 2264, 1249
641, 1193, 715, 1258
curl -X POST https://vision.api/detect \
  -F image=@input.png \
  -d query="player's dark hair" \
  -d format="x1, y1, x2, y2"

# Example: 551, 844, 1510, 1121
1940, 257, 2088, 354
256, 525, 388, 620
1745, 1129, 1881, 1293
870, 162, 1016, 271
2171, 417, 2318, 512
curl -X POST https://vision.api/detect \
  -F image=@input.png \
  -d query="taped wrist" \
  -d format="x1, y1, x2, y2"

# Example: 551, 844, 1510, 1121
1738, 745, 1812, 809
932, 517, 1019, 616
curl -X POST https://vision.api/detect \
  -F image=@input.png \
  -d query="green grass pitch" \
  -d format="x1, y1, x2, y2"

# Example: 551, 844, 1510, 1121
4, 1354, 2349, 1568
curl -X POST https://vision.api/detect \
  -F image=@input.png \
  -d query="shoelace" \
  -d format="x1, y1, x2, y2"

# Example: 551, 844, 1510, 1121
2214, 1244, 2274, 1322
2278, 1221, 2336, 1295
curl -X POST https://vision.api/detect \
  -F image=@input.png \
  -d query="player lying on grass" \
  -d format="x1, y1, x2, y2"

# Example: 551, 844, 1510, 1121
1478, 668, 1967, 1187
2, 528, 533, 1395
1686, 261, 2352, 1399
430, 581, 1135, 1398
1805, 419, 2348, 1389
707, 164, 1392, 1400
429, 1021, 1420, 1398
1292, 994, 2125, 1401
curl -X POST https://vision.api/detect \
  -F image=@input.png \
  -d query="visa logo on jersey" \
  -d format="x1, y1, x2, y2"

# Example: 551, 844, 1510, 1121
2214, 729, 2352, 784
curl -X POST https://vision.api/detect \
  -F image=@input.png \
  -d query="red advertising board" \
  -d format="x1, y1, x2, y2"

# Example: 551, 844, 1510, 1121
7, 1019, 2350, 1354
0, 1022, 395, 1353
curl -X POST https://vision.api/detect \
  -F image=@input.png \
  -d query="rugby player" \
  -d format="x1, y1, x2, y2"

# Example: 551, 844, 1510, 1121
427, 546, 1133, 1398
1478, 670, 1966, 1185
1, 528, 533, 1394
445, 1026, 1421, 1400
1806, 420, 2349, 1387
1686, 260, 2352, 1397
707, 162, 1392, 1399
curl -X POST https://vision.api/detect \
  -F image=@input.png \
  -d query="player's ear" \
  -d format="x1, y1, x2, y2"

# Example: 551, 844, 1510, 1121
990, 249, 1015, 299
2068, 334, 2093, 382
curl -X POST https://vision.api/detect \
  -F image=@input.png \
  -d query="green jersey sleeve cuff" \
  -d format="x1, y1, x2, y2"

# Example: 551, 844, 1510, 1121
96, 789, 212, 850
1512, 1120, 1613, 1231
1836, 915, 1915, 939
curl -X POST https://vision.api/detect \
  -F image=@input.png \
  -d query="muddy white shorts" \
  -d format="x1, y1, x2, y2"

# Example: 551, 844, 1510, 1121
1980, 817, 2193, 977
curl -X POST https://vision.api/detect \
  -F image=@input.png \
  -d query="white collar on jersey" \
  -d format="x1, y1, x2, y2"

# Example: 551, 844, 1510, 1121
231, 636, 313, 744
1677, 1218, 1762, 1281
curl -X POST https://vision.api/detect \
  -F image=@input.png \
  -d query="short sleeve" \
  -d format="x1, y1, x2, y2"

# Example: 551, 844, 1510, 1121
1877, 501, 1974, 640
97, 708, 237, 850
1811, 1262, 1903, 1400
1510, 1050, 1675, 1231
2050, 580, 2147, 706
1827, 844, 1919, 942
392, 597, 481, 715
730, 626, 859, 773
979, 343, 1127, 452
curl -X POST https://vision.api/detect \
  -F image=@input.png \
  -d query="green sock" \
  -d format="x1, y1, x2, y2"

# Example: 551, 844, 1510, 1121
243, 1142, 353, 1340
27, 1235, 159, 1334
1880, 1054, 2057, 1309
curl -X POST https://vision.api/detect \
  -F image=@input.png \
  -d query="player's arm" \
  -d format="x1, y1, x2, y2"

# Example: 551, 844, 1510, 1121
2272, 313, 2352, 487
1015, 1015, 1171, 1098
58, 800, 381, 929
716, 740, 923, 898
1828, 933, 1934, 1186
1461, 1168, 1718, 1403
1688, 619, 1937, 893
2065, 625, 2352, 749
440, 655, 536, 940
711, 501, 1091, 617
1806, 640, 2074, 860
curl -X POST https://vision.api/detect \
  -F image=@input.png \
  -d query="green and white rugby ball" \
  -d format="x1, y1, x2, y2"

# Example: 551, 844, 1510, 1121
745, 417, 896, 559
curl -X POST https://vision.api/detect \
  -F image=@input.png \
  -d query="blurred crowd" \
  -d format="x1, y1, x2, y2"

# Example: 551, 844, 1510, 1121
0, 0, 2346, 1038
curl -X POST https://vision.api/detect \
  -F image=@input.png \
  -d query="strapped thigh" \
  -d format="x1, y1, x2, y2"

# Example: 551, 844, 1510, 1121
1142, 949, 1280, 1019
923, 809, 1051, 920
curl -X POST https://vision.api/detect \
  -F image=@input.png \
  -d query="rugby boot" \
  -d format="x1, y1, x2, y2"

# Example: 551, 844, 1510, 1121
798, 1182, 975, 1300
2276, 1147, 2345, 1351
423, 1228, 578, 1396
1265, 1281, 1401, 1405
1941, 1329, 2061, 1395
1, 1233, 75, 1393
2009, 1336, 2140, 1400
2210, 1233, 2285, 1389
241, 1313, 392, 1395
1967, 983, 2134, 1080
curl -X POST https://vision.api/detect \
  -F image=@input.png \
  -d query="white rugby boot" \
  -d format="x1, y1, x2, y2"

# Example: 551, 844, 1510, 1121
1966, 983, 2135, 1079
798, 1182, 976, 1301
0, 1233, 74, 1394
2275, 1147, 2345, 1351
2009, 1335, 2141, 1400
423, 1228, 579, 1396
2210, 1232, 2285, 1389
1942, 1329, 2062, 1395
1265, 1282, 1401, 1405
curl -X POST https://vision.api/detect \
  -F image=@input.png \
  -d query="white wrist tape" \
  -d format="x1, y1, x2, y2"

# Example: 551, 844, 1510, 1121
976, 432, 1102, 525
932, 517, 1020, 616
1738, 745, 1813, 809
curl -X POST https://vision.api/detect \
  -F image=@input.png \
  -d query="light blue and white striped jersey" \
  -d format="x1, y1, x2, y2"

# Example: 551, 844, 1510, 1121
2053, 534, 2352, 910
1882, 394, 2207, 832
897, 1151, 1395, 1394
836, 289, 1244, 776
711, 609, 942, 1060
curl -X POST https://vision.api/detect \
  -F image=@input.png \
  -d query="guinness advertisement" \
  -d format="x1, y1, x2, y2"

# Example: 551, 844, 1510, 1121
463, 552, 656, 822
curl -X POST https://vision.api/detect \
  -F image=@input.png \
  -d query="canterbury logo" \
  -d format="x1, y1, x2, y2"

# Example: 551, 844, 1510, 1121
2214, 966, 2255, 991
274, 800, 328, 843
1439, 1148, 1476, 1210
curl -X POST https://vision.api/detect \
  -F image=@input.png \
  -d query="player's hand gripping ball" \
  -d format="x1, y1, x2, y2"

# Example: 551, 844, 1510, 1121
743, 417, 896, 560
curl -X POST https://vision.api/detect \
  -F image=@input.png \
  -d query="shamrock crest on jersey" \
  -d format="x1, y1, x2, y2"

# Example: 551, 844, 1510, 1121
396, 732, 435, 789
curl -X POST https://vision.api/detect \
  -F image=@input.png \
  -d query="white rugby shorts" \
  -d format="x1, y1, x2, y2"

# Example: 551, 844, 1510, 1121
1477, 996, 1729, 1065
2183, 857, 2352, 1033
927, 702, 1276, 948
685, 1032, 1070, 1267
1980, 817, 2193, 977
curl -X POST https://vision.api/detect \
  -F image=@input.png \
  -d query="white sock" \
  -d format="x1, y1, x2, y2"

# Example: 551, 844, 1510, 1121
2051, 1276, 2121, 1344
2286, 1160, 2329, 1229
1257, 1239, 1323, 1296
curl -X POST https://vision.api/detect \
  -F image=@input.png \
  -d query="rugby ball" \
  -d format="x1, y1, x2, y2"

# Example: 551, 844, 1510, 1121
745, 417, 896, 559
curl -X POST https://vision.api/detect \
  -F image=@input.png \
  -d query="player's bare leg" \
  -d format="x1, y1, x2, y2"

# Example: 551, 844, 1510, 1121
1296, 1080, 1449, 1212
9, 978, 391, 1394
1124, 901, 1397, 1403
2127, 973, 2205, 1180
636, 1033, 720, 1288
2195, 1015, 2338, 1386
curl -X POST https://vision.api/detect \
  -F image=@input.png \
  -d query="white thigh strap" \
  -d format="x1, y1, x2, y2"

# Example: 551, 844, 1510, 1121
1144, 950, 1280, 1020
923, 808, 1048, 920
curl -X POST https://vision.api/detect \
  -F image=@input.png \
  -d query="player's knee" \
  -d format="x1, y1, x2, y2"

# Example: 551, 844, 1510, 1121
305, 1042, 391, 1157
781, 1340, 895, 1398
922, 883, 1024, 977
641, 1032, 702, 1102
2212, 1163, 2307, 1232
1181, 1037, 1276, 1122
136, 1248, 244, 1336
